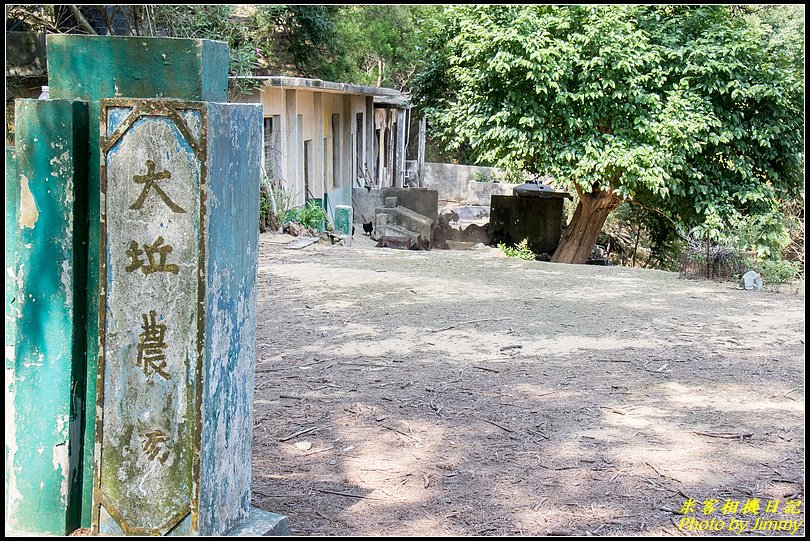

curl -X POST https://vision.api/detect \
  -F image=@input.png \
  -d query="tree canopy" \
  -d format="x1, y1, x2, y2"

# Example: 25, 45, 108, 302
413, 5, 804, 263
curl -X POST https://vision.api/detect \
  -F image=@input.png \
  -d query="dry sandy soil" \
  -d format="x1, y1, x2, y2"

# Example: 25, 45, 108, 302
251, 233, 805, 536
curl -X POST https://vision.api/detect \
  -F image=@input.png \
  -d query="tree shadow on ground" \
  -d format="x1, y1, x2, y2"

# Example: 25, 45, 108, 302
250, 241, 805, 536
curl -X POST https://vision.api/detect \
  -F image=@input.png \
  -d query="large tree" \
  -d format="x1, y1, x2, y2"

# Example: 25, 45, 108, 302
413, 5, 803, 263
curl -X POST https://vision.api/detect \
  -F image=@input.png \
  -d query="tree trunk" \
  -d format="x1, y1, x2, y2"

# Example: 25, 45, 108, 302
551, 188, 621, 264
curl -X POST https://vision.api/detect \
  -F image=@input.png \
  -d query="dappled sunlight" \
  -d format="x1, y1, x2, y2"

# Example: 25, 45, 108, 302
659, 382, 805, 414
266, 261, 508, 304
253, 236, 804, 536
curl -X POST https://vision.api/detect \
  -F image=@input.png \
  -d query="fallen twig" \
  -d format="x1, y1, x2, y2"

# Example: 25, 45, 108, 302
431, 317, 512, 333
771, 478, 803, 485
473, 366, 500, 373
783, 388, 799, 401
480, 418, 512, 433
255, 366, 288, 373
694, 431, 753, 439
298, 358, 330, 369
304, 446, 335, 456
278, 426, 319, 442
315, 488, 380, 500
380, 424, 419, 440
526, 428, 549, 439
600, 406, 626, 415
537, 461, 579, 471
645, 462, 682, 484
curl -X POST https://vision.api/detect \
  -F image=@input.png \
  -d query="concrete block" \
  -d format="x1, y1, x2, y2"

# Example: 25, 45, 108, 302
352, 187, 438, 229
489, 195, 565, 254
47, 35, 228, 104
334, 205, 352, 236
351, 188, 384, 223
381, 188, 438, 225
6, 99, 89, 535
94, 98, 268, 535
373, 205, 433, 245
226, 508, 288, 536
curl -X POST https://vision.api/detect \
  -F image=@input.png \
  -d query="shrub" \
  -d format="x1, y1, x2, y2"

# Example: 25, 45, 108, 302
754, 258, 800, 286
497, 239, 536, 260
259, 178, 295, 233
285, 200, 330, 232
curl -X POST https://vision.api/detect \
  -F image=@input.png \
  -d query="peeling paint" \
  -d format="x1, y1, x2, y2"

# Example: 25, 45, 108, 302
18, 175, 39, 229
52, 442, 70, 499
61, 260, 73, 307
49, 151, 71, 167
6, 366, 23, 510
8, 98, 88, 535
56, 414, 70, 437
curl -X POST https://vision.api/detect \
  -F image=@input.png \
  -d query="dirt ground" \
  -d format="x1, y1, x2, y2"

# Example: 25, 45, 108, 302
251, 233, 805, 536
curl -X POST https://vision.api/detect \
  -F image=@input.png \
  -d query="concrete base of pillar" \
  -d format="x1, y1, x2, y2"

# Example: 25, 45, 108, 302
226, 508, 288, 536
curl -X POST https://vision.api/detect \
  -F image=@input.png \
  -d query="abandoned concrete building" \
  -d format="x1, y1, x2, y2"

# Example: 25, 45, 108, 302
234, 76, 569, 253
234, 76, 412, 224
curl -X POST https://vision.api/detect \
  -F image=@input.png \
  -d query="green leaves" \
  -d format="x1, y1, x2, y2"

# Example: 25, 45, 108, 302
413, 5, 803, 242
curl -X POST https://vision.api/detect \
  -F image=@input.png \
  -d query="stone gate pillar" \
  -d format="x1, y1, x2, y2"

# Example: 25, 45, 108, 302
91, 97, 285, 535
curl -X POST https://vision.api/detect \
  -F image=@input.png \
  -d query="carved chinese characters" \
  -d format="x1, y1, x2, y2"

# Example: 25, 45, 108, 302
130, 159, 187, 213
136, 310, 172, 380
96, 101, 204, 535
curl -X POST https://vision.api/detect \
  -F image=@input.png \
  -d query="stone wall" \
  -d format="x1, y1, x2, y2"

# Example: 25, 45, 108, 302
406, 161, 514, 205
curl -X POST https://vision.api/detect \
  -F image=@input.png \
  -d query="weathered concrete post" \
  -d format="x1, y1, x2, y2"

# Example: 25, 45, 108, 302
417, 116, 426, 188
93, 97, 285, 536
5, 99, 89, 534
45, 35, 229, 526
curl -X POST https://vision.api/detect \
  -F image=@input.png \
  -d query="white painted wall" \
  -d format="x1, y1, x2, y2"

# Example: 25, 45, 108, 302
238, 85, 404, 212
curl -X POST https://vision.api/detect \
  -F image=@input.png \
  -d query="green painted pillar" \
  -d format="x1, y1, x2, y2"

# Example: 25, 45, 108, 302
5, 99, 89, 535
5, 146, 19, 528
45, 35, 228, 527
